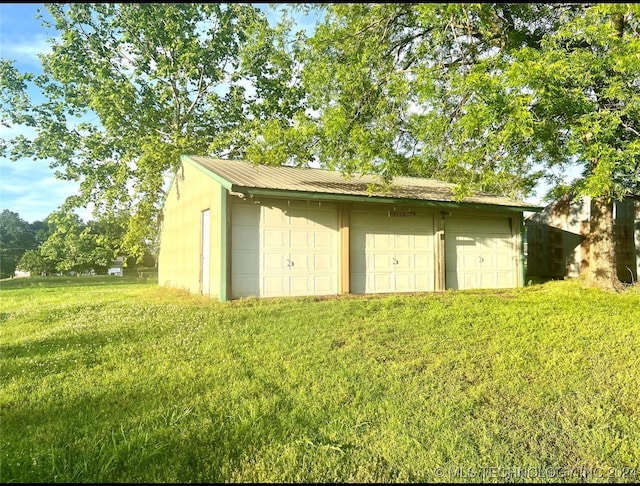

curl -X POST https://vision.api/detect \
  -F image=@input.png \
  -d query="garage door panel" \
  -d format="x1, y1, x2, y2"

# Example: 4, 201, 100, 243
289, 252, 312, 270
374, 274, 392, 292
233, 228, 258, 250
314, 253, 333, 269
233, 203, 259, 224
414, 254, 432, 270
464, 274, 478, 289
233, 251, 257, 274
395, 234, 412, 248
496, 254, 512, 268
480, 273, 494, 287
233, 276, 258, 297
455, 236, 475, 247
290, 230, 310, 248
290, 276, 310, 294
315, 276, 335, 293
447, 217, 511, 234
263, 253, 285, 271
232, 199, 338, 298
314, 209, 337, 229
496, 238, 513, 251
445, 216, 515, 290
395, 254, 412, 270
373, 233, 392, 248
263, 276, 286, 296
479, 238, 492, 250
416, 274, 433, 289
373, 253, 393, 271
350, 209, 435, 293
263, 229, 285, 247
351, 250, 366, 272
262, 206, 286, 225
288, 210, 309, 226
314, 231, 334, 248
461, 254, 477, 267
496, 272, 513, 287
394, 274, 412, 291
414, 234, 431, 247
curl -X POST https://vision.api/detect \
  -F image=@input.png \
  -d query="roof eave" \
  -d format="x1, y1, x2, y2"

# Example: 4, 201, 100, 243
181, 155, 543, 212
231, 186, 542, 213
181, 155, 234, 190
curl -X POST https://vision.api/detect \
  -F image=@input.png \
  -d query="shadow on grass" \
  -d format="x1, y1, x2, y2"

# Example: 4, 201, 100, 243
0, 275, 156, 290
2, 325, 140, 360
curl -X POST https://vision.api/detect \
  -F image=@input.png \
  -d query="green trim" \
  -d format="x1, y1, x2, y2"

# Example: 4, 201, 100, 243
181, 155, 234, 190
160, 171, 177, 209
521, 216, 527, 286
219, 189, 228, 302
232, 187, 543, 213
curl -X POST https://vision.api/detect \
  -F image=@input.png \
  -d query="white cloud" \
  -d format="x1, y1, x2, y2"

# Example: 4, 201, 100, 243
0, 156, 86, 223
1, 34, 52, 66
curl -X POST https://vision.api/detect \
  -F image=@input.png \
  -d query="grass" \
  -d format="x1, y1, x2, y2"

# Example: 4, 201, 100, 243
1, 276, 639, 483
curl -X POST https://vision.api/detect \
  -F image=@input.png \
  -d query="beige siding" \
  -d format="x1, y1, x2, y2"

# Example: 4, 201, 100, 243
158, 162, 224, 297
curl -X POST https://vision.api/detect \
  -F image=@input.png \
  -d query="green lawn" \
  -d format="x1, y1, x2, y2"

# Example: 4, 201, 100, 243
1, 276, 639, 483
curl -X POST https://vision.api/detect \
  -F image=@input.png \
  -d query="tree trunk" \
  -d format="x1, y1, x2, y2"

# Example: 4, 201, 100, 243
587, 196, 623, 291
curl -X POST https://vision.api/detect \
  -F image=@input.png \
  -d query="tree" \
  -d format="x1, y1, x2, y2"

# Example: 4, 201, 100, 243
1, 3, 302, 261
0, 210, 36, 278
40, 207, 113, 275
247, 3, 640, 290
16, 249, 56, 276
12, 207, 131, 276
30, 219, 51, 247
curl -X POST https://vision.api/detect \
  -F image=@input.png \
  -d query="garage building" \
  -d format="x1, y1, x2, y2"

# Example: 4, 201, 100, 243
158, 156, 540, 301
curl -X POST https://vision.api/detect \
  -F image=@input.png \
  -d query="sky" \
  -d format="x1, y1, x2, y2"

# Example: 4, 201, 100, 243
0, 4, 555, 225
0, 3, 86, 223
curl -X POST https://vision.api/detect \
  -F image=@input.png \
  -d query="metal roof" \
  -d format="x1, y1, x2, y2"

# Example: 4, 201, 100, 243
183, 155, 541, 211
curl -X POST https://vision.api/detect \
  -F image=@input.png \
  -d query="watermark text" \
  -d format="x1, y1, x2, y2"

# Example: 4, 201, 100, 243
432, 465, 637, 480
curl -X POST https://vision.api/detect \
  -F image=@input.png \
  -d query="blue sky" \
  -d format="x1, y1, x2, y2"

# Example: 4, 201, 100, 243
0, 3, 84, 223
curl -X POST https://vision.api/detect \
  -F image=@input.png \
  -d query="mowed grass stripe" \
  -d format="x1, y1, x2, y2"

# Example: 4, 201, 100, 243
1, 277, 638, 483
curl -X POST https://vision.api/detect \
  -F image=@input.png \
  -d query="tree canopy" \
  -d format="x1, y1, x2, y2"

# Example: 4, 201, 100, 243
1, 3, 303, 260
250, 3, 639, 200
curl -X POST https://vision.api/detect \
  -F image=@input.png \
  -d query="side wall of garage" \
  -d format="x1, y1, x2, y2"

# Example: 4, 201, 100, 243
158, 162, 224, 297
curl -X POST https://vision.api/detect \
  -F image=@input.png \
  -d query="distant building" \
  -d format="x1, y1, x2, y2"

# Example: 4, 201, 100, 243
525, 195, 640, 283
108, 256, 125, 276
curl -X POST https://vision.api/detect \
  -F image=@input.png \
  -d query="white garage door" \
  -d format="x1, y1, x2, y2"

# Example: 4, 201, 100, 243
350, 208, 435, 294
231, 199, 338, 298
445, 216, 516, 290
